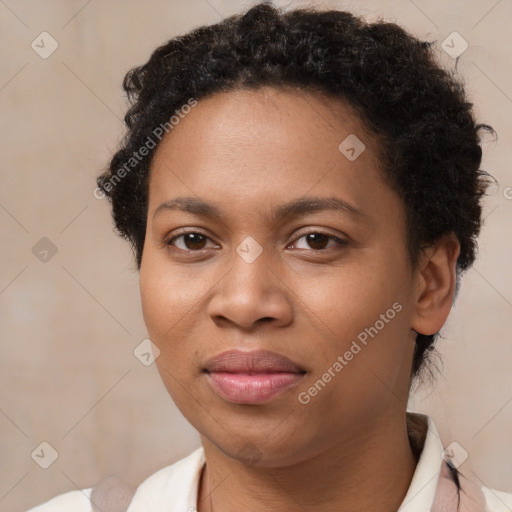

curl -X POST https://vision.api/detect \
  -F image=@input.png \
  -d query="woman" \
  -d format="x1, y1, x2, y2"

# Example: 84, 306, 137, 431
29, 2, 511, 511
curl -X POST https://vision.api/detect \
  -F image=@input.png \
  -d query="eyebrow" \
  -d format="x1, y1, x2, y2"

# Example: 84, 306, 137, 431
153, 196, 369, 222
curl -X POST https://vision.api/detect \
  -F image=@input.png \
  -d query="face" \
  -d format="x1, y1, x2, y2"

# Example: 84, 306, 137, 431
139, 87, 421, 467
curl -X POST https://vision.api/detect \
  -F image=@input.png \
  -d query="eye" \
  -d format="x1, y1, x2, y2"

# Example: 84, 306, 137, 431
167, 231, 217, 251
166, 230, 348, 253
290, 232, 348, 251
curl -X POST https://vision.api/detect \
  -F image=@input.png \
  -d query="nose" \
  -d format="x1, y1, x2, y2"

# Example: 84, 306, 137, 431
206, 246, 294, 331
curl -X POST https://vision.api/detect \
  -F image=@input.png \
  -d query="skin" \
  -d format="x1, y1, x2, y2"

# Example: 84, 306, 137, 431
139, 86, 460, 512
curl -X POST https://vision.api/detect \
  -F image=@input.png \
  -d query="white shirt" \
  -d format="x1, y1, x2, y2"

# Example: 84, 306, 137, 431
27, 413, 512, 512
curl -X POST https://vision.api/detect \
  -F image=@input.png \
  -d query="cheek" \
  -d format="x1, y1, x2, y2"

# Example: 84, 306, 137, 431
139, 251, 202, 340
291, 252, 413, 387
139, 267, 170, 341
293, 258, 404, 338
138, 250, 216, 390
139, 256, 205, 407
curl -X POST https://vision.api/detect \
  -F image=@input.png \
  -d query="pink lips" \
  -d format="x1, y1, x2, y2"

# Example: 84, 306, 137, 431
203, 350, 306, 404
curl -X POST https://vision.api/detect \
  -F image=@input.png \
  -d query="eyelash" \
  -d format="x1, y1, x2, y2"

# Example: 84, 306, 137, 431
165, 229, 348, 253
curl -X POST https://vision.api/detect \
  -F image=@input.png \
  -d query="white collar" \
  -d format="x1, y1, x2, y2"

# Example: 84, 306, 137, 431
399, 413, 444, 511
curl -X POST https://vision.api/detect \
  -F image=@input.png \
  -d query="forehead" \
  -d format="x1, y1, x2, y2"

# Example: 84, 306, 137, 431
152, 86, 380, 160
151, 86, 382, 169
147, 86, 395, 223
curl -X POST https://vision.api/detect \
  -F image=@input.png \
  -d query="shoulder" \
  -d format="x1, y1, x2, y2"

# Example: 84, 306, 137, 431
481, 485, 512, 512
452, 460, 512, 512
26, 488, 93, 512
25, 447, 205, 512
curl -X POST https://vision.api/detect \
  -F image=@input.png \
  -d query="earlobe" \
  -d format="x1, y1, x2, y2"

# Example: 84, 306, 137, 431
411, 234, 461, 336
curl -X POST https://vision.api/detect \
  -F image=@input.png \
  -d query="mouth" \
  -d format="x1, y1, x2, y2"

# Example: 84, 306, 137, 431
203, 349, 306, 405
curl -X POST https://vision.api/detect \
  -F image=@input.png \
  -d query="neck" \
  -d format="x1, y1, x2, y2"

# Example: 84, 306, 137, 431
197, 411, 419, 512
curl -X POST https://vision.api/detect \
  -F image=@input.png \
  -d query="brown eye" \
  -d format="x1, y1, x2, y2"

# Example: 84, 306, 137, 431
305, 233, 330, 250
168, 232, 211, 251
292, 232, 348, 251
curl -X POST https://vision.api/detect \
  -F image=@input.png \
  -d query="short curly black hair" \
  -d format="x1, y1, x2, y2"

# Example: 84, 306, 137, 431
98, 1, 494, 380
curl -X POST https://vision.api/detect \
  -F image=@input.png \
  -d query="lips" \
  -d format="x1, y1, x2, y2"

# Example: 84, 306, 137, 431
204, 349, 305, 374
203, 350, 306, 404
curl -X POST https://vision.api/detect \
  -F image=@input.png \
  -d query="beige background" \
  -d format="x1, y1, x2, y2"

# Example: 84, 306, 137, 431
0, 0, 511, 510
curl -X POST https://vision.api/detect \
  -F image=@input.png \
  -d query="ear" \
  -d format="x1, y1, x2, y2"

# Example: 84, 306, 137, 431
411, 233, 461, 336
